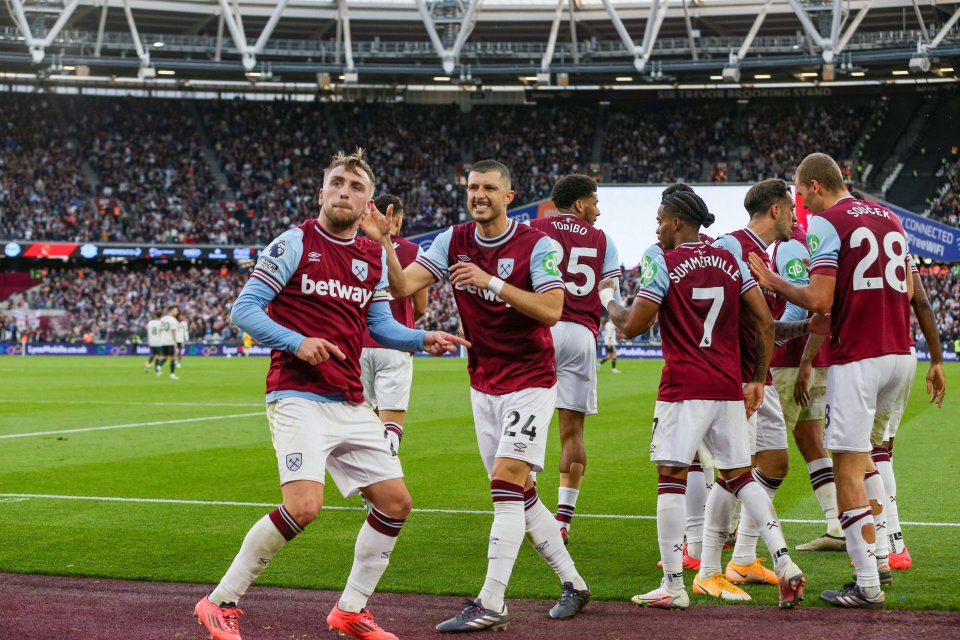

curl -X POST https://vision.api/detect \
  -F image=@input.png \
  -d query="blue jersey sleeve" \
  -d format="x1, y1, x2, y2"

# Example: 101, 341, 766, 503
250, 228, 304, 295
366, 301, 426, 352
601, 231, 622, 279
635, 245, 670, 305
416, 227, 453, 281
807, 216, 841, 275
230, 279, 305, 354
712, 234, 744, 261
775, 238, 811, 323
530, 235, 564, 293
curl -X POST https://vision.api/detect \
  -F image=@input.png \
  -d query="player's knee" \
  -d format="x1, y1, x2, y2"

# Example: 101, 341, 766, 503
379, 490, 412, 519
285, 500, 322, 526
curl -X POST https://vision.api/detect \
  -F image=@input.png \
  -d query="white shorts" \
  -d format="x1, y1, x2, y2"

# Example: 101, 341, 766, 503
877, 347, 917, 442
470, 385, 557, 475
824, 353, 916, 453
651, 399, 752, 470
360, 347, 414, 412
551, 321, 598, 415
266, 397, 403, 498
744, 384, 788, 453
772, 366, 828, 430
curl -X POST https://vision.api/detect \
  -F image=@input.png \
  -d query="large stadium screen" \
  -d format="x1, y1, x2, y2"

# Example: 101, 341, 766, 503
595, 185, 758, 269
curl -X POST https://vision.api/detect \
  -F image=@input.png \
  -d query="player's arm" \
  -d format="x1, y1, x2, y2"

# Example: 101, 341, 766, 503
910, 269, 946, 407
412, 287, 428, 321
450, 260, 565, 325
366, 300, 469, 356
794, 332, 827, 407
600, 244, 665, 338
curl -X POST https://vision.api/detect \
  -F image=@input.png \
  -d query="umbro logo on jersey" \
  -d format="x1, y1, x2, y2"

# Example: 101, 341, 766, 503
457, 254, 471, 262
513, 442, 528, 454
307, 251, 322, 262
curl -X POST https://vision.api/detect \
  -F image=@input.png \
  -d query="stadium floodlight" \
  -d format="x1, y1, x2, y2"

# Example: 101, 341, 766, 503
721, 66, 741, 83
908, 56, 931, 74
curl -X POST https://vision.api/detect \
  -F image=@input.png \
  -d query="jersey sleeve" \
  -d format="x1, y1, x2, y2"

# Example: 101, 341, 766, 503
529, 235, 565, 293
250, 228, 305, 294
775, 238, 811, 322
635, 245, 670, 305
415, 227, 453, 282
807, 216, 841, 277
601, 231, 622, 279
736, 256, 759, 296
712, 234, 743, 261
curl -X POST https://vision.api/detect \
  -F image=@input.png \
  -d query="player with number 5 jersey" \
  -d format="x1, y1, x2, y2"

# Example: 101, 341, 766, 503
747, 153, 914, 610
530, 173, 621, 545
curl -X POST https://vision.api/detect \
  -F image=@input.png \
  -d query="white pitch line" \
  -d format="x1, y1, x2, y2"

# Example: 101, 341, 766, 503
1, 493, 957, 528
0, 413, 263, 440
0, 399, 263, 407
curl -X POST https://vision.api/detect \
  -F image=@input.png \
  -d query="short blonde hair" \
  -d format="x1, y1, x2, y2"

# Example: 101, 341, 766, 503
796, 153, 845, 192
325, 147, 376, 189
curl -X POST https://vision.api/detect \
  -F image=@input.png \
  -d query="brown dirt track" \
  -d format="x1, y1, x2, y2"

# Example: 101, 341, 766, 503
3, 573, 959, 640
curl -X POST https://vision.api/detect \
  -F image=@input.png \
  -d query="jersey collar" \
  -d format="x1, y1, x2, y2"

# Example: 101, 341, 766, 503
474, 219, 518, 248
314, 222, 356, 245
743, 227, 768, 251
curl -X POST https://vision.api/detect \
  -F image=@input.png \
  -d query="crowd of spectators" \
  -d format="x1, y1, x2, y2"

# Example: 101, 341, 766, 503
2, 265, 247, 343
2, 94, 884, 246
928, 168, 960, 227
916, 262, 960, 354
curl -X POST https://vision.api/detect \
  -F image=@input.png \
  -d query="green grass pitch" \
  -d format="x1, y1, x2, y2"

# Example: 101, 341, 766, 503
0, 356, 957, 610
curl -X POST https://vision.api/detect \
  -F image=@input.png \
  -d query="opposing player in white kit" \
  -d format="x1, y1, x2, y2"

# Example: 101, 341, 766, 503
600, 183, 804, 610
144, 310, 163, 373
360, 194, 428, 456
193, 149, 466, 640
384, 160, 591, 632
530, 174, 621, 545
175, 311, 189, 370
598, 319, 621, 373
158, 307, 180, 380
749, 153, 915, 609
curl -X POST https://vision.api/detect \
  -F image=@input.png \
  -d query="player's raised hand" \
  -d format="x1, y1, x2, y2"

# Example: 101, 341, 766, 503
927, 362, 946, 408
449, 261, 492, 289
743, 381, 765, 417
794, 361, 813, 407
422, 331, 471, 356
359, 201, 393, 243
748, 253, 779, 290
296, 337, 347, 365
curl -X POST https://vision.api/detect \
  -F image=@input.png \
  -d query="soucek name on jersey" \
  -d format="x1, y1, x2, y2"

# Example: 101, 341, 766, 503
250, 219, 389, 403
416, 219, 565, 395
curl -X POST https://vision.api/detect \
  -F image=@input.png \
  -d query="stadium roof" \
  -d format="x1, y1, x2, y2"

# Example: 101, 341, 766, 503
1, 0, 958, 91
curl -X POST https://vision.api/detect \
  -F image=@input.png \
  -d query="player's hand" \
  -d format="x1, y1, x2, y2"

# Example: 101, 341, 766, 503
809, 313, 831, 336
359, 201, 393, 243
598, 278, 616, 292
422, 331, 471, 356
449, 261, 493, 290
296, 337, 346, 365
926, 362, 946, 408
748, 253, 779, 291
743, 381, 765, 418
794, 361, 813, 407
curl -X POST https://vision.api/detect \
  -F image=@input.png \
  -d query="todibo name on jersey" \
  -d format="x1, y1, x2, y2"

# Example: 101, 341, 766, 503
300, 273, 374, 306
669, 254, 741, 283
549, 219, 588, 236
454, 281, 505, 304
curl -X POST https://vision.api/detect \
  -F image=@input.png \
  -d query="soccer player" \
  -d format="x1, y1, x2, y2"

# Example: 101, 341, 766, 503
175, 311, 189, 369
601, 183, 804, 610
193, 149, 466, 640
242, 331, 253, 356
597, 318, 621, 372
712, 179, 817, 586
770, 220, 845, 551
360, 194, 428, 456
144, 310, 163, 373
158, 307, 180, 380
529, 174, 621, 545
383, 160, 591, 632
748, 153, 915, 609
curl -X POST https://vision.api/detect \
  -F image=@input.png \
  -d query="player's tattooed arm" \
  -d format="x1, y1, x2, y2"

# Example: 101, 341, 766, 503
773, 319, 810, 341
598, 278, 658, 338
